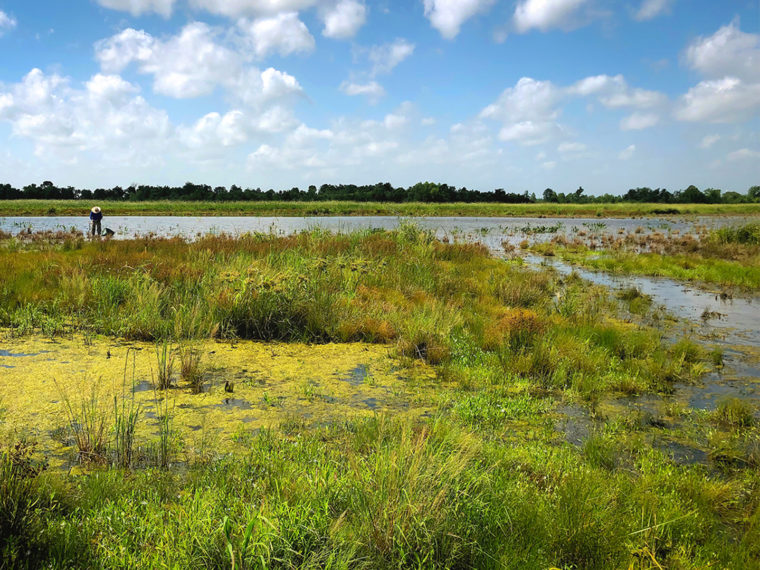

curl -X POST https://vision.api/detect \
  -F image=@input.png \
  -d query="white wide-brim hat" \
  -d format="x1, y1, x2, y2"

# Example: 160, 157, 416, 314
91, 206, 101, 214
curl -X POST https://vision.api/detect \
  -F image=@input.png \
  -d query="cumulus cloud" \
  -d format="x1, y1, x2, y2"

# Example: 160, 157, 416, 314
618, 144, 636, 160
368, 39, 415, 75
0, 69, 171, 163
321, 0, 366, 39
95, 0, 176, 17
675, 77, 760, 123
684, 22, 760, 82
513, 0, 589, 33
480, 77, 564, 145
236, 12, 315, 58
620, 112, 659, 130
95, 23, 303, 106
634, 0, 673, 22
423, 0, 496, 39
676, 23, 760, 123
247, 103, 501, 178
96, 24, 237, 98
569, 74, 666, 109
0, 10, 17, 35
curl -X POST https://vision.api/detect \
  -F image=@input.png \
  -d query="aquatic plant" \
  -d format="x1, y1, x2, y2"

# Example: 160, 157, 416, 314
179, 345, 204, 394
56, 379, 109, 465
154, 341, 175, 390
714, 397, 755, 428
113, 349, 141, 469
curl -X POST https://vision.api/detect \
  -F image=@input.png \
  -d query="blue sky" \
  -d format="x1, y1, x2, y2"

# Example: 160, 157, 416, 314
0, 0, 758, 194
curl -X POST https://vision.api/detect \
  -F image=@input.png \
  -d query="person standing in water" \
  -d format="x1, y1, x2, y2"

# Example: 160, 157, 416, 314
89, 206, 103, 237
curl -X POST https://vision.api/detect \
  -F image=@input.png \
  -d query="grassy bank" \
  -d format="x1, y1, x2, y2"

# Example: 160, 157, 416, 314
2, 199, 760, 218
531, 222, 760, 290
2, 227, 759, 568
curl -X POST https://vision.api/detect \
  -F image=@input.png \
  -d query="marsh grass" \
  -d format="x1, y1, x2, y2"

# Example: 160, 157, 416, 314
3, 226, 755, 568
179, 344, 204, 394
714, 397, 755, 428
56, 379, 109, 465
535, 222, 760, 290
113, 349, 141, 469
154, 341, 175, 390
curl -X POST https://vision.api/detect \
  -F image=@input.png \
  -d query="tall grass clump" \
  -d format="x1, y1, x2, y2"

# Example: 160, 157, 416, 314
113, 349, 141, 469
714, 397, 755, 428
712, 222, 760, 245
56, 379, 109, 465
154, 341, 175, 390
179, 345, 204, 394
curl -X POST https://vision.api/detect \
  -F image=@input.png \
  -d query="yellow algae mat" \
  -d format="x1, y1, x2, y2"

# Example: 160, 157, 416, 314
0, 334, 438, 467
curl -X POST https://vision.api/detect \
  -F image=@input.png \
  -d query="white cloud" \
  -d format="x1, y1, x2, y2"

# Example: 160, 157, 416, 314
247, 103, 501, 178
339, 80, 385, 102
684, 22, 760, 82
676, 23, 760, 124
95, 24, 303, 107
423, 0, 496, 39
699, 134, 720, 149
0, 69, 171, 164
236, 12, 315, 58
0, 10, 17, 35
95, 0, 176, 17
96, 24, 237, 98
480, 77, 563, 145
321, 0, 366, 39
542, 161, 557, 170
369, 39, 415, 76
618, 144, 636, 160
727, 148, 760, 162
569, 74, 666, 109
634, 0, 673, 22
513, 0, 589, 33
189, 0, 318, 18
620, 112, 659, 130
675, 77, 760, 123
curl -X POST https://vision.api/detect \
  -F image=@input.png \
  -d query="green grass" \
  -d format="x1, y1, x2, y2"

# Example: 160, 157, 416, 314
532, 223, 760, 290
3, 226, 759, 568
3, 415, 760, 568
0, 226, 707, 399
2, 199, 760, 217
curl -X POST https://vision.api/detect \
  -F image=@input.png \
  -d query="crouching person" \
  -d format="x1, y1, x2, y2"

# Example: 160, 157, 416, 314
89, 206, 103, 237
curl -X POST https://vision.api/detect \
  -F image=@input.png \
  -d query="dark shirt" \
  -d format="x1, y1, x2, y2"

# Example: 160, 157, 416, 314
90, 211, 103, 221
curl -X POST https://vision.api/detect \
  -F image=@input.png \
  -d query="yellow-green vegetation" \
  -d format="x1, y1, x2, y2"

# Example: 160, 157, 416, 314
0, 336, 436, 469
1, 227, 759, 568
2, 198, 760, 217
533, 222, 760, 290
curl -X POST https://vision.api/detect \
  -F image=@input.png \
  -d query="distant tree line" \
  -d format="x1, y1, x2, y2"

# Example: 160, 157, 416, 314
1, 180, 758, 204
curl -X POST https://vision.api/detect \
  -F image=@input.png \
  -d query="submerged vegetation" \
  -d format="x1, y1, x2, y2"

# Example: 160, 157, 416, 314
1, 226, 760, 568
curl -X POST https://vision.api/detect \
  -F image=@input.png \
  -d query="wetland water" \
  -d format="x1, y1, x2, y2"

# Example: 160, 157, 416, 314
0, 214, 753, 247
2, 214, 758, 463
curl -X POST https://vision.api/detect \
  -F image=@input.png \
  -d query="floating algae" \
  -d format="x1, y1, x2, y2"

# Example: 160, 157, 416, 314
0, 332, 438, 468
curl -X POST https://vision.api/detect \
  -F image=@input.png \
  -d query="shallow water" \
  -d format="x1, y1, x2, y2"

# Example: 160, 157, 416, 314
0, 336, 439, 469
0, 214, 751, 248
535, 255, 760, 457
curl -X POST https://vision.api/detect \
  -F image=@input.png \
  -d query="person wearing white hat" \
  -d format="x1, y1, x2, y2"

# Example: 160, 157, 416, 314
89, 206, 103, 237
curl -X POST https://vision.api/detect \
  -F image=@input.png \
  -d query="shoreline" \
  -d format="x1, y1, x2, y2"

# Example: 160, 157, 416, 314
1, 200, 759, 218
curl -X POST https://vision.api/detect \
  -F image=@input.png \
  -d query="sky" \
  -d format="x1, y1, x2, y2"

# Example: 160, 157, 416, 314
0, 0, 758, 195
